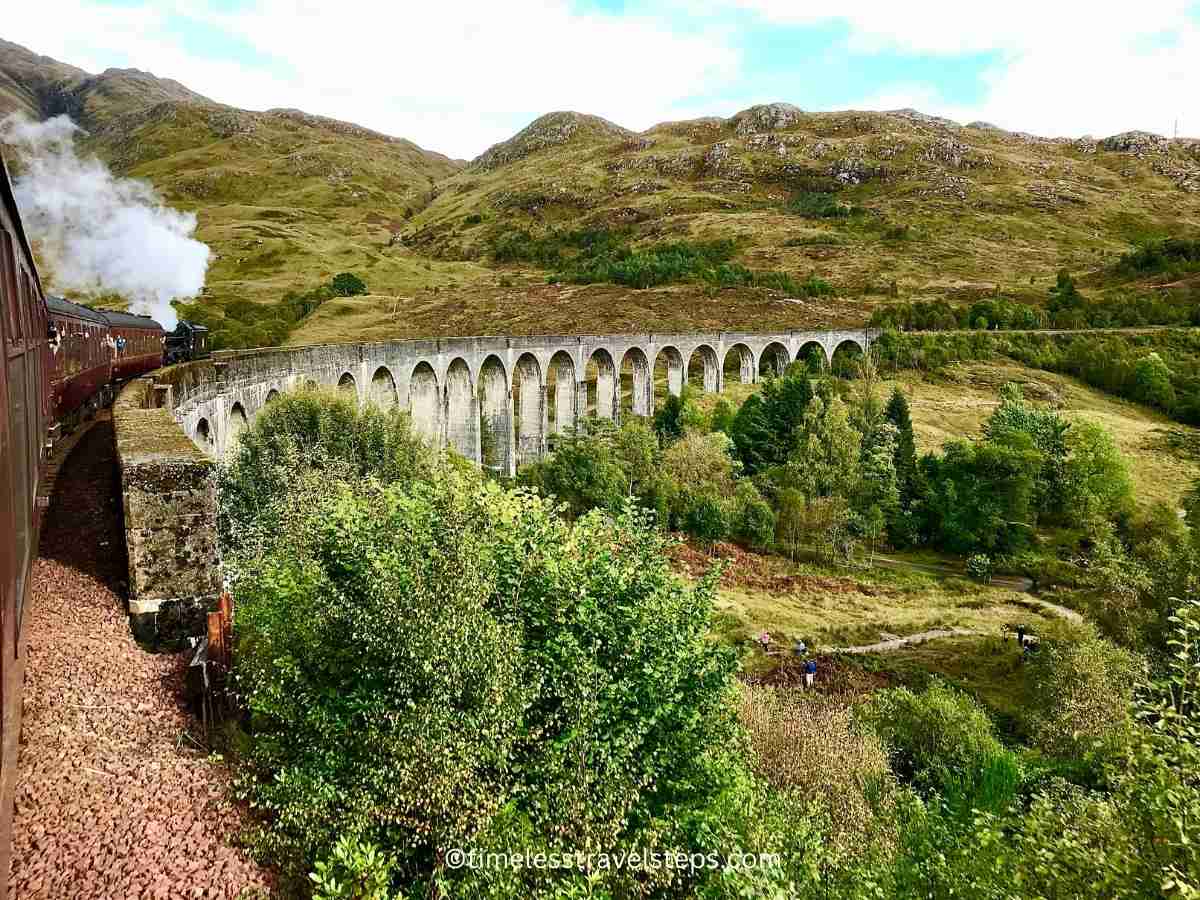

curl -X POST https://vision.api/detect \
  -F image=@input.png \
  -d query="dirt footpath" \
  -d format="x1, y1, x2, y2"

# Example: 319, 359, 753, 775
9, 419, 273, 899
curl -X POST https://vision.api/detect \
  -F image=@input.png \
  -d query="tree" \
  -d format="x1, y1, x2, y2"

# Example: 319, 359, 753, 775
884, 388, 923, 546
612, 417, 659, 499
729, 370, 813, 475
854, 421, 899, 561
1062, 420, 1135, 526
652, 388, 704, 445
920, 435, 1040, 554
733, 480, 775, 549
518, 422, 628, 518
783, 395, 861, 502
1027, 633, 1141, 760
983, 382, 1069, 520
1132, 352, 1175, 410
710, 397, 736, 435
331, 272, 368, 296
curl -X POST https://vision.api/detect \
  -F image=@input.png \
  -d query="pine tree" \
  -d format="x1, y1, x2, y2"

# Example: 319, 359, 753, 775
884, 388, 923, 547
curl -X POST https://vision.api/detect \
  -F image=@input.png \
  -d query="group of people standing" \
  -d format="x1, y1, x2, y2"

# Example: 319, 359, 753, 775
756, 632, 818, 688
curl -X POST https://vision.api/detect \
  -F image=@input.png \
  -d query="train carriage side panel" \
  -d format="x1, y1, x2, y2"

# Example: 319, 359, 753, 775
102, 309, 164, 382
0, 147, 47, 889
46, 297, 112, 426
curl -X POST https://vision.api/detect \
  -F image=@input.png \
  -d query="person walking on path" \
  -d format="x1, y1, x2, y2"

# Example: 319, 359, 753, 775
804, 659, 817, 689
758, 631, 772, 654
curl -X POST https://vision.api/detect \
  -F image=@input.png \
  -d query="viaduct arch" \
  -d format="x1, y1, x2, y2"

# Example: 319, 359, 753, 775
167, 328, 875, 475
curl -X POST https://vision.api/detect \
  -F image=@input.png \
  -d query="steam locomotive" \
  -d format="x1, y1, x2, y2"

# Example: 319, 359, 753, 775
0, 149, 170, 874
165, 319, 210, 365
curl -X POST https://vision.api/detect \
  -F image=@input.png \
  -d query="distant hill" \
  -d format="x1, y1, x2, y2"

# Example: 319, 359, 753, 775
406, 103, 1200, 304
2, 38, 1198, 347
0, 38, 469, 331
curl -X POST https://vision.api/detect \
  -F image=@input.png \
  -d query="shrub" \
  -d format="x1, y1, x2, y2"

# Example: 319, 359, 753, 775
228, 403, 742, 890
517, 421, 629, 518
1027, 634, 1142, 760
310, 835, 395, 900
786, 191, 865, 219
733, 481, 776, 549
331, 272, 367, 296
859, 682, 1020, 811
966, 553, 993, 582
684, 491, 729, 546
739, 686, 896, 858
217, 389, 434, 559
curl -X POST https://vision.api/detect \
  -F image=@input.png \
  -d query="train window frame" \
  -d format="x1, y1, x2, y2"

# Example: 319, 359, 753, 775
1, 232, 19, 352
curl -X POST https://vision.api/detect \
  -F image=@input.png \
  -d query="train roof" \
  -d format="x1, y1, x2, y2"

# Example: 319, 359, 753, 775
99, 308, 164, 332
0, 149, 44, 299
45, 295, 110, 326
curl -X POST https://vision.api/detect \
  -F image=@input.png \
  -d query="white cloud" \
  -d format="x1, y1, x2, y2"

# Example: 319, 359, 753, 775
732, 0, 1200, 137
4, 0, 741, 158
5, 0, 1197, 155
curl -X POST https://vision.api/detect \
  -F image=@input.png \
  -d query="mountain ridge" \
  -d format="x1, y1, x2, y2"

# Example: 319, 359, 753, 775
1, 38, 1198, 349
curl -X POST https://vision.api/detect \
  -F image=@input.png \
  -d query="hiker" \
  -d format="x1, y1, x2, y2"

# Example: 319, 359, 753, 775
804, 659, 817, 688
1016, 625, 1026, 647
758, 631, 772, 654
793, 638, 807, 657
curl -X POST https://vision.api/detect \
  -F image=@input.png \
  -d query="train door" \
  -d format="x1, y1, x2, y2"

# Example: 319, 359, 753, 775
0, 232, 10, 763
2, 234, 30, 635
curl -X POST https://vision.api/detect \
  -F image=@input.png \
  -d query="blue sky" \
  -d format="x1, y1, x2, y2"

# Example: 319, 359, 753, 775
6, 1, 1200, 158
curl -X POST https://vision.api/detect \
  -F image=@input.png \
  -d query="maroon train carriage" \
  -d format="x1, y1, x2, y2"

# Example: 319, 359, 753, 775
102, 308, 165, 383
46, 296, 112, 435
0, 148, 49, 884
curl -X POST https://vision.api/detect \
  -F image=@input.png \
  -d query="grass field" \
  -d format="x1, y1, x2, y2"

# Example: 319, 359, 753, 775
887, 360, 1200, 510
690, 358, 1200, 511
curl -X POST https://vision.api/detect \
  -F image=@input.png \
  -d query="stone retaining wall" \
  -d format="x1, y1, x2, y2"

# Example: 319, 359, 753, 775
112, 375, 221, 642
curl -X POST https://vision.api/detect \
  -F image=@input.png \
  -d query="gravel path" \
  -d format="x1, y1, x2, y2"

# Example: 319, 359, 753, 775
824, 627, 982, 654
9, 418, 273, 899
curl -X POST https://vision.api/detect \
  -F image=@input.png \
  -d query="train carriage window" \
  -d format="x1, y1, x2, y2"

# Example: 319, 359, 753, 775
1, 233, 19, 348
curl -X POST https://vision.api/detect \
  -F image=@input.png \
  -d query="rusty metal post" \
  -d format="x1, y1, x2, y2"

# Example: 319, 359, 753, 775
207, 611, 224, 668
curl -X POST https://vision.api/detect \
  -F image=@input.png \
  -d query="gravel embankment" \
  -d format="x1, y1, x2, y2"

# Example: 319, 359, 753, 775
9, 418, 273, 899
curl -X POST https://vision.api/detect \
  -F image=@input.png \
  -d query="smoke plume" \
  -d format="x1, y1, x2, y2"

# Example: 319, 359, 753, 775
0, 113, 210, 329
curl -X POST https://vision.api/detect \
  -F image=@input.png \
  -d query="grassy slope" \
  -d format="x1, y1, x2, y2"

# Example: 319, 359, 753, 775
0, 40, 477, 318
7, 36, 1198, 340
405, 107, 1200, 320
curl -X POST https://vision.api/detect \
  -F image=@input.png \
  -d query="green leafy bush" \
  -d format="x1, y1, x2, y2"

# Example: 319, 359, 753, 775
331, 272, 368, 296
733, 481, 776, 550
965, 553, 993, 581
310, 835, 395, 900
1026, 634, 1141, 760
227, 400, 743, 890
217, 389, 434, 559
786, 191, 865, 220
859, 682, 1020, 812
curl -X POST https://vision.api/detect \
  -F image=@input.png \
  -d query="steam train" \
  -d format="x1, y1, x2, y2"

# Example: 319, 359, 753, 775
0, 150, 173, 875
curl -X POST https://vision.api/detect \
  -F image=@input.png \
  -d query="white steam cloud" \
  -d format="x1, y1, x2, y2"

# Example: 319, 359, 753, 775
0, 113, 210, 329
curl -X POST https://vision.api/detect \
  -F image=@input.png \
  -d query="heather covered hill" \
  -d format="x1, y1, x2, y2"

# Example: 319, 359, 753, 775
406, 102, 1200, 306
2, 37, 1198, 347
0, 39, 471, 329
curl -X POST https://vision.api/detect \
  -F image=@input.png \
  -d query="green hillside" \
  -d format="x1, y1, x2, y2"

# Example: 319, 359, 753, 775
2, 41, 1198, 347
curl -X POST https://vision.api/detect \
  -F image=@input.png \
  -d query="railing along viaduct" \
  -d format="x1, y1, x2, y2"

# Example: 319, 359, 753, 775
177, 328, 873, 474
113, 327, 873, 637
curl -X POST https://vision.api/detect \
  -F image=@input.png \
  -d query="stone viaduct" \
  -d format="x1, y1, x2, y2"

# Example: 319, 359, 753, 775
177, 328, 872, 473
112, 327, 872, 637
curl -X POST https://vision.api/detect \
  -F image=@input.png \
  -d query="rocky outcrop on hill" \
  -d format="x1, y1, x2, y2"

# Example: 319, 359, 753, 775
731, 102, 804, 136
474, 111, 635, 170
1100, 130, 1169, 157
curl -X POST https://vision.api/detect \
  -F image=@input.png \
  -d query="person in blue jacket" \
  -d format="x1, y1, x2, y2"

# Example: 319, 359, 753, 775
804, 659, 817, 688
